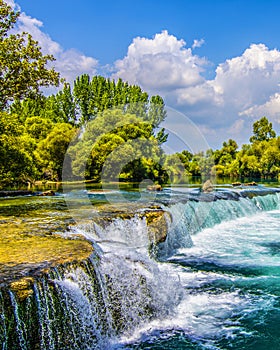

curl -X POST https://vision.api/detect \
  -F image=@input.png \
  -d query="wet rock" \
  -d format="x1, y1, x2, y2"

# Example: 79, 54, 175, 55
232, 182, 242, 187
244, 181, 258, 186
145, 210, 170, 244
202, 179, 214, 193
147, 184, 162, 191
10, 277, 34, 301
38, 190, 56, 196
90, 204, 170, 246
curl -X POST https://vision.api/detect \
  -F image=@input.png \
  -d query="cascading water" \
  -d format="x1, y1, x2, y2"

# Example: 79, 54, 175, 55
0, 209, 184, 349
157, 191, 280, 259
1, 188, 280, 349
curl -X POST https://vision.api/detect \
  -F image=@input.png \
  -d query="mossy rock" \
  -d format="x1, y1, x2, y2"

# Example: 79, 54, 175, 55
0, 218, 93, 286
202, 180, 214, 192
145, 210, 170, 244
10, 277, 34, 301
146, 184, 162, 191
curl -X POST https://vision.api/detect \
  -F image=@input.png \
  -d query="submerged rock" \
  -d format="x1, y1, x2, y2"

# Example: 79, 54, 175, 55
244, 181, 258, 186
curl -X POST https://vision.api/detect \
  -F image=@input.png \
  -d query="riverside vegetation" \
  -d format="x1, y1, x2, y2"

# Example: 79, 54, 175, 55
1, 1, 280, 188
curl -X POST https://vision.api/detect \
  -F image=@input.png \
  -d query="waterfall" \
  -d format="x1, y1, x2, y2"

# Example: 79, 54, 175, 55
157, 191, 280, 258
251, 192, 280, 211
1, 189, 280, 349
1, 246, 184, 349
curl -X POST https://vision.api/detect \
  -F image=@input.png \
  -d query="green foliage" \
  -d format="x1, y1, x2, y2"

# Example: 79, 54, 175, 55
67, 109, 166, 183
35, 123, 76, 181
0, 0, 18, 37
250, 116, 276, 143
24, 116, 54, 140
147, 95, 167, 127
0, 112, 34, 186
0, 2, 168, 186
72, 74, 166, 125
0, 0, 60, 110
155, 128, 168, 145
55, 83, 76, 124
175, 117, 280, 180
2, 38, 280, 189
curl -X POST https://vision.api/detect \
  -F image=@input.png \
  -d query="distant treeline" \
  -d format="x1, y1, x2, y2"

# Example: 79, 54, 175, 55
1, 74, 279, 188
168, 116, 280, 181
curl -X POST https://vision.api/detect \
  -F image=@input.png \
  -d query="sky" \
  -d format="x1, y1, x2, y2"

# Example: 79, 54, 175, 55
6, 0, 280, 150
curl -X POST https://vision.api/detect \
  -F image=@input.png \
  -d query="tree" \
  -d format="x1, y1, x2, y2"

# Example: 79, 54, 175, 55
73, 74, 92, 123
35, 123, 76, 181
147, 95, 167, 127
0, 0, 60, 109
72, 74, 167, 125
24, 116, 54, 140
67, 109, 166, 182
55, 83, 76, 124
249, 116, 276, 143
0, 112, 34, 186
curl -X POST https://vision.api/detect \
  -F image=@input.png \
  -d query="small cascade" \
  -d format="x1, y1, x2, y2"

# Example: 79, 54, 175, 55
251, 192, 280, 211
157, 191, 280, 258
0, 240, 184, 349
70, 215, 150, 250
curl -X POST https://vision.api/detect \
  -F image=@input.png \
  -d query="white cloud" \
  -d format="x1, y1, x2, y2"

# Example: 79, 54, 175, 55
163, 43, 280, 138
17, 13, 61, 56
228, 119, 245, 135
112, 36, 280, 147
210, 44, 280, 111
113, 30, 208, 92
240, 93, 280, 123
192, 39, 205, 49
10, 2, 99, 84
54, 49, 98, 82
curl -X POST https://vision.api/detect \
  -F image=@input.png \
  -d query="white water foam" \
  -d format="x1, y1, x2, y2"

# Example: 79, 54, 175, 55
112, 203, 280, 348
175, 210, 280, 268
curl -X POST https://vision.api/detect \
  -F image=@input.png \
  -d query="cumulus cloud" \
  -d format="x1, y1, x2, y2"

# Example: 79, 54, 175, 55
113, 30, 208, 92
240, 93, 280, 123
159, 43, 280, 143
17, 13, 61, 56
112, 35, 280, 147
9, 2, 98, 84
228, 119, 245, 135
211, 44, 280, 110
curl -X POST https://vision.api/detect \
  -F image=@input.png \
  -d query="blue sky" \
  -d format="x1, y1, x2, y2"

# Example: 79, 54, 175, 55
14, 0, 280, 68
8, 0, 280, 150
